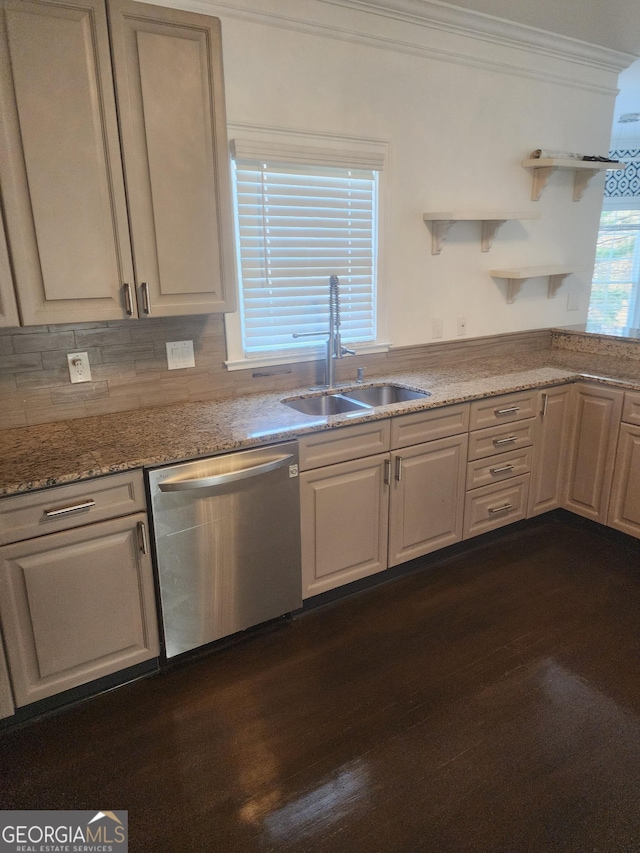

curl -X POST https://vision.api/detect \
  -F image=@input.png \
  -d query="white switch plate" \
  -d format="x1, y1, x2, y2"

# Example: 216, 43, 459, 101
457, 317, 467, 336
166, 340, 195, 370
567, 292, 580, 311
432, 317, 443, 339
67, 352, 92, 383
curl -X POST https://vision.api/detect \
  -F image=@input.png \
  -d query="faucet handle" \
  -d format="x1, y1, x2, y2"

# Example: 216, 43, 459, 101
340, 346, 356, 356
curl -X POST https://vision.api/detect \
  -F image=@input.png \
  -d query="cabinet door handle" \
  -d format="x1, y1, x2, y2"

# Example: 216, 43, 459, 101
137, 520, 149, 555
490, 464, 514, 474
383, 459, 391, 486
489, 503, 513, 514
493, 435, 517, 446
395, 457, 403, 482
123, 282, 134, 316
495, 406, 520, 415
541, 392, 549, 418
44, 499, 96, 518
141, 282, 151, 315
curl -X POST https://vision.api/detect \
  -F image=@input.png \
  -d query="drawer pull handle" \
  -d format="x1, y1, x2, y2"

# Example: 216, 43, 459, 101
44, 499, 96, 518
490, 464, 514, 474
493, 436, 517, 446
489, 503, 513, 514
495, 406, 520, 415
137, 520, 149, 555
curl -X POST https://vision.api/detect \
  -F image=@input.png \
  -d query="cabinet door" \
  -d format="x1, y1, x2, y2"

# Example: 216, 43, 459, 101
564, 384, 623, 523
108, 0, 236, 316
528, 385, 572, 517
388, 434, 467, 567
0, 209, 19, 327
0, 0, 135, 324
300, 454, 389, 599
608, 423, 640, 539
0, 630, 14, 719
0, 513, 159, 706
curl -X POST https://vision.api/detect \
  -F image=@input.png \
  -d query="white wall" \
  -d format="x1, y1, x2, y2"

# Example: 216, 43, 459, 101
157, 0, 629, 347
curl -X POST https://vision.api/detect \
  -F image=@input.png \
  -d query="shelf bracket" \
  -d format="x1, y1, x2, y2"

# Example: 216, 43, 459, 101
481, 220, 507, 253
572, 169, 599, 202
427, 220, 455, 255
547, 272, 571, 299
506, 279, 525, 304
530, 166, 555, 201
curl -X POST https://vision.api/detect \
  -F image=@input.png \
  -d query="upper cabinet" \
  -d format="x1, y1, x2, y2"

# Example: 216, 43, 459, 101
0, 0, 235, 326
0, 208, 19, 327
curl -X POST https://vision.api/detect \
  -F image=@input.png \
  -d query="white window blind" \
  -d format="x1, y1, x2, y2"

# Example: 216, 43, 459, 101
589, 209, 640, 329
231, 148, 380, 357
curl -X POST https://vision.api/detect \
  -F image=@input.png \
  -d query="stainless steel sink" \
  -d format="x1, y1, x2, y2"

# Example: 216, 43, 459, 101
342, 384, 431, 406
281, 384, 430, 416
281, 394, 370, 416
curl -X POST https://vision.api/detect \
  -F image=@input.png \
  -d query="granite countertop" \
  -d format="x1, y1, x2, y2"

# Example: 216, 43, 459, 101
1, 347, 639, 496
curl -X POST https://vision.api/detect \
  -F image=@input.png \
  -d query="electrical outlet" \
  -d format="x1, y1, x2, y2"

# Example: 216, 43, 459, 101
457, 317, 467, 336
432, 317, 443, 339
166, 340, 195, 370
67, 352, 92, 383
567, 292, 580, 311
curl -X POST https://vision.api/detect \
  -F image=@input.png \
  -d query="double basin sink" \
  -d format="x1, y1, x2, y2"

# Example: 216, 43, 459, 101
282, 383, 430, 416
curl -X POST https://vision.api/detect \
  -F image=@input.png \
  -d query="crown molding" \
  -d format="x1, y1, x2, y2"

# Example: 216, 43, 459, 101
317, 0, 637, 73
146, 0, 634, 90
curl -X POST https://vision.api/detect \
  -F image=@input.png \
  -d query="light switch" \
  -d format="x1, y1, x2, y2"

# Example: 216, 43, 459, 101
166, 340, 195, 370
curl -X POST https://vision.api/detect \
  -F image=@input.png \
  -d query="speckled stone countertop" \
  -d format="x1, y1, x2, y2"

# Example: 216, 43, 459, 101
2, 347, 640, 496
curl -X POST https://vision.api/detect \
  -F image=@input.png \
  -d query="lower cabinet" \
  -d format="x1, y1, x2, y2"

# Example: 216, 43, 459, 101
528, 385, 573, 517
564, 383, 624, 523
388, 434, 467, 567
300, 454, 389, 598
608, 421, 640, 538
0, 472, 159, 708
0, 631, 14, 719
299, 406, 470, 599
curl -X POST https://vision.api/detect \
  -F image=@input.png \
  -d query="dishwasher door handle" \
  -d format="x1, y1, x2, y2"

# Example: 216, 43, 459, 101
157, 453, 295, 491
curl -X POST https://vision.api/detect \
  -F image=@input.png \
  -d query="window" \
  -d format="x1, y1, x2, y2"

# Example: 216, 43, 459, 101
589, 209, 640, 330
225, 137, 386, 368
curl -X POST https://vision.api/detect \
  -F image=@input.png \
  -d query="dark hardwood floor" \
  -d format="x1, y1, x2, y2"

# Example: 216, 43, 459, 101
2, 516, 640, 852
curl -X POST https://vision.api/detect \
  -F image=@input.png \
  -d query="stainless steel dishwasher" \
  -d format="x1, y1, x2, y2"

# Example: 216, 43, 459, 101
148, 442, 301, 659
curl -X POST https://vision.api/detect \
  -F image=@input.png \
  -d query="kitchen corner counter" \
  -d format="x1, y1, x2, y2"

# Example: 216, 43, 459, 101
1, 347, 640, 496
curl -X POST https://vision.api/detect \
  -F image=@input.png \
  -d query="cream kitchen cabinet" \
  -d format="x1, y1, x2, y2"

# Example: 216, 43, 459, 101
527, 385, 573, 517
0, 471, 159, 707
0, 630, 14, 719
0, 0, 235, 326
299, 404, 470, 599
388, 434, 468, 567
564, 383, 624, 523
0, 210, 19, 327
463, 389, 537, 539
607, 392, 640, 539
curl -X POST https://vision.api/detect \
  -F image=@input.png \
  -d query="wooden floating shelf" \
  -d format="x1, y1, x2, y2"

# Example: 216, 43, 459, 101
489, 265, 577, 303
422, 212, 541, 254
521, 158, 625, 202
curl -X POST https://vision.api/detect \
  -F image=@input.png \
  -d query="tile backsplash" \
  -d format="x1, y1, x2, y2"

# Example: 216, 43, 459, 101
0, 318, 551, 429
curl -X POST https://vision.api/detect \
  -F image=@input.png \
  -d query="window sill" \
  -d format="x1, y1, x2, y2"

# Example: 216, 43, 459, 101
224, 342, 390, 372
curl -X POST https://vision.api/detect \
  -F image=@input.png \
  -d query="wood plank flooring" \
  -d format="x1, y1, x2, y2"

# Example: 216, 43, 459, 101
2, 517, 640, 851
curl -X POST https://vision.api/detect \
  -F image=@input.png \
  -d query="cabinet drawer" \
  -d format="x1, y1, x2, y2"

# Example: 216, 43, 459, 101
299, 420, 391, 471
466, 446, 533, 491
0, 471, 146, 546
390, 403, 469, 449
623, 391, 640, 426
469, 390, 538, 431
467, 418, 536, 461
463, 474, 530, 540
